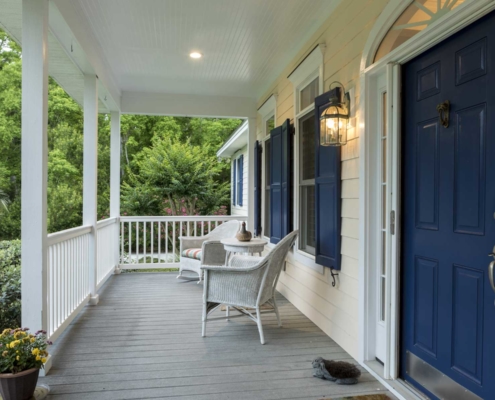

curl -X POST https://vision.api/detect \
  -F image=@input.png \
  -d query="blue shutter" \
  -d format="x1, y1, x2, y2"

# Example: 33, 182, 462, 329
232, 160, 236, 206
238, 155, 243, 206
281, 119, 292, 237
270, 119, 292, 244
315, 91, 342, 269
254, 141, 262, 236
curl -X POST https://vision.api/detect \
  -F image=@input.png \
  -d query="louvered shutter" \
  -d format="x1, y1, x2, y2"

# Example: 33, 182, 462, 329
232, 160, 236, 206
315, 91, 342, 269
254, 141, 262, 236
237, 155, 243, 206
270, 119, 292, 244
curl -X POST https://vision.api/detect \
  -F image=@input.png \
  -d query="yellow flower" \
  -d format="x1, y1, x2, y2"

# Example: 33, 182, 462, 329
36, 355, 41, 361
32, 348, 40, 356
9, 340, 20, 349
1, 351, 7, 357
41, 357, 47, 363
16, 356, 19, 361
2, 328, 11, 335
30, 338, 35, 343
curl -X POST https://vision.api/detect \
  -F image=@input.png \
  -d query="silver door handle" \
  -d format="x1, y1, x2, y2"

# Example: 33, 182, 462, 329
489, 260, 495, 293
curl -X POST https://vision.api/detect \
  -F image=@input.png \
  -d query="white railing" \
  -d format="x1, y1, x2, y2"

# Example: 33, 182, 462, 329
44, 214, 247, 342
119, 215, 247, 269
47, 225, 92, 341
96, 217, 119, 289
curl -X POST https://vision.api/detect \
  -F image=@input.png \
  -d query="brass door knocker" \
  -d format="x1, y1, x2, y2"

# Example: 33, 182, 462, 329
436, 100, 450, 128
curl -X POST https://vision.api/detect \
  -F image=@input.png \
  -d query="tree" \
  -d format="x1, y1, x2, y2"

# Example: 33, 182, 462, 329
0, 27, 242, 240
128, 137, 230, 216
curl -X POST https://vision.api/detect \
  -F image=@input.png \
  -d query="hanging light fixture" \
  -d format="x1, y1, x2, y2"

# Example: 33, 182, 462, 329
320, 82, 350, 146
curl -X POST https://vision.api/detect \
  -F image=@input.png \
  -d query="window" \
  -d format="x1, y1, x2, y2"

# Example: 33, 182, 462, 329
236, 155, 243, 207
259, 95, 276, 239
300, 77, 319, 111
266, 116, 275, 137
379, 91, 387, 322
374, 0, 465, 62
299, 111, 316, 255
264, 139, 271, 237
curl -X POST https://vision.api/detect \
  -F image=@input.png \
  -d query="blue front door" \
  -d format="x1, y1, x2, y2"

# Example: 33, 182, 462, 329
402, 11, 495, 400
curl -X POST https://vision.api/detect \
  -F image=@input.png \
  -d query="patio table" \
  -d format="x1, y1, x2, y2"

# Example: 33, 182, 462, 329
220, 237, 267, 265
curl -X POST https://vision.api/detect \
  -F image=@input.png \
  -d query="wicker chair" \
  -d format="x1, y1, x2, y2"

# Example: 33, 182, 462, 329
201, 230, 298, 344
178, 220, 241, 283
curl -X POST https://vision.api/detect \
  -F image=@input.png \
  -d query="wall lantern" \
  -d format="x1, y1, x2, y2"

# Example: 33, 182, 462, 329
320, 82, 350, 146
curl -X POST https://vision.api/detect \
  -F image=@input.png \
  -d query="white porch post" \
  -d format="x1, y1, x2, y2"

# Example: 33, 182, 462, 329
83, 74, 99, 305
21, 0, 49, 334
110, 111, 121, 272
247, 117, 257, 230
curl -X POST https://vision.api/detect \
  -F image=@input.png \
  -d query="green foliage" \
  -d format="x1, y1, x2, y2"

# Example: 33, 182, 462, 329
0, 240, 21, 331
0, 27, 242, 240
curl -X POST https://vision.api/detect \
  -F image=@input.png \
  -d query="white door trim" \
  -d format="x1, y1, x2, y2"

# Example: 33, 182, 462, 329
358, 0, 495, 395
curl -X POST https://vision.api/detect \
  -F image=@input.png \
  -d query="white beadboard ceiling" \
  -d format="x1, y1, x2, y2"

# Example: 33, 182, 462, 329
73, 0, 341, 98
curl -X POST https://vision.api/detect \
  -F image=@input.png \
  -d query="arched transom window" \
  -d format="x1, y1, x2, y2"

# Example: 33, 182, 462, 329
374, 0, 465, 62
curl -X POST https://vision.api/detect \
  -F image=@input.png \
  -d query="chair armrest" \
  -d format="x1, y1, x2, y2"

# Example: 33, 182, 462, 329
201, 240, 227, 266
179, 235, 210, 250
202, 256, 266, 272
229, 255, 264, 268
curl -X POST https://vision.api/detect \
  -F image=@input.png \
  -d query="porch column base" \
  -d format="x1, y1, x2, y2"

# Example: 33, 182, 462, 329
89, 295, 100, 306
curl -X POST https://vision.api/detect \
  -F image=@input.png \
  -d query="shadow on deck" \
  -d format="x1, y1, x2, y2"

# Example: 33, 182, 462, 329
40, 273, 390, 400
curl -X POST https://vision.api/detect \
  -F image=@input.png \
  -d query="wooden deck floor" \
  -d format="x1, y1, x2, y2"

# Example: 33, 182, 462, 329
40, 273, 391, 400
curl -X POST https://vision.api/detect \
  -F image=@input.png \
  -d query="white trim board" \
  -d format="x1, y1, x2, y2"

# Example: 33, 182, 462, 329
217, 120, 249, 158
358, 0, 495, 395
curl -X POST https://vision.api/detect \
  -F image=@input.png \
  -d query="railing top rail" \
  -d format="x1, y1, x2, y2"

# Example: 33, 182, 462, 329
119, 215, 247, 222
47, 224, 92, 247
96, 217, 119, 229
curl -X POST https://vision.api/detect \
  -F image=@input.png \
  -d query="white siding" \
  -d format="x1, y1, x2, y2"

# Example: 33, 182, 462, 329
231, 146, 248, 216
256, 0, 389, 359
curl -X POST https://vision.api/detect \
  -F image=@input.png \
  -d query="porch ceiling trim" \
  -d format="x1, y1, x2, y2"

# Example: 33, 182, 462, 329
216, 120, 249, 158
121, 92, 256, 119
52, 0, 121, 111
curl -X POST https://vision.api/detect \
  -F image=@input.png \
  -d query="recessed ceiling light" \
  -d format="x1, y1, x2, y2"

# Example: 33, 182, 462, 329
190, 52, 202, 59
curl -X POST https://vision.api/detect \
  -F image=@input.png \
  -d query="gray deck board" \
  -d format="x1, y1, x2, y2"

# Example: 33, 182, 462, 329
40, 273, 391, 400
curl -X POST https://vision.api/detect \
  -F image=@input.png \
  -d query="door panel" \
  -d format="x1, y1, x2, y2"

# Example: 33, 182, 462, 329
402, 10, 495, 400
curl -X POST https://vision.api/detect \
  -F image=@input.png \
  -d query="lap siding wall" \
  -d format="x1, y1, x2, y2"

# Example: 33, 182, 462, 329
255, 0, 389, 359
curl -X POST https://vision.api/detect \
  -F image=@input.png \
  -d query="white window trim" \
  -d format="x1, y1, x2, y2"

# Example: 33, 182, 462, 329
258, 95, 277, 240
288, 44, 325, 274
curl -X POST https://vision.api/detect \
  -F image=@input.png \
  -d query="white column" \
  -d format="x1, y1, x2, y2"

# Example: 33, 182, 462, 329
110, 111, 121, 272
83, 74, 99, 305
247, 117, 257, 231
21, 0, 49, 333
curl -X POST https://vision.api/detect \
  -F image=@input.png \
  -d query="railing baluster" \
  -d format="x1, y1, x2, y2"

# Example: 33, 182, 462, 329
165, 221, 169, 262
158, 221, 161, 264
201, 221, 204, 236
172, 221, 176, 261
151, 221, 154, 264
144, 221, 147, 264
136, 221, 139, 264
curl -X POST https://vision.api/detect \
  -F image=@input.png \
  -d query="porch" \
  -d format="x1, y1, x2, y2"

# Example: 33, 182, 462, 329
39, 272, 389, 400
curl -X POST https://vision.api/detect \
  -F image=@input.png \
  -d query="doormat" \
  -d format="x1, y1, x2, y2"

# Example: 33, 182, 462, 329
319, 394, 390, 400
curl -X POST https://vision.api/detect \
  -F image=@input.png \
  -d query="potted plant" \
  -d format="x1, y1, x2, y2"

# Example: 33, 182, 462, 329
0, 328, 50, 400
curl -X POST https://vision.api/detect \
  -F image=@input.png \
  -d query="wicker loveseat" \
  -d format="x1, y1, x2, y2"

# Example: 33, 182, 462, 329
177, 220, 241, 283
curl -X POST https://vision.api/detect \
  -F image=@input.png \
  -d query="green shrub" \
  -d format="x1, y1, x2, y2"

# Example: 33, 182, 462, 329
0, 240, 21, 330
